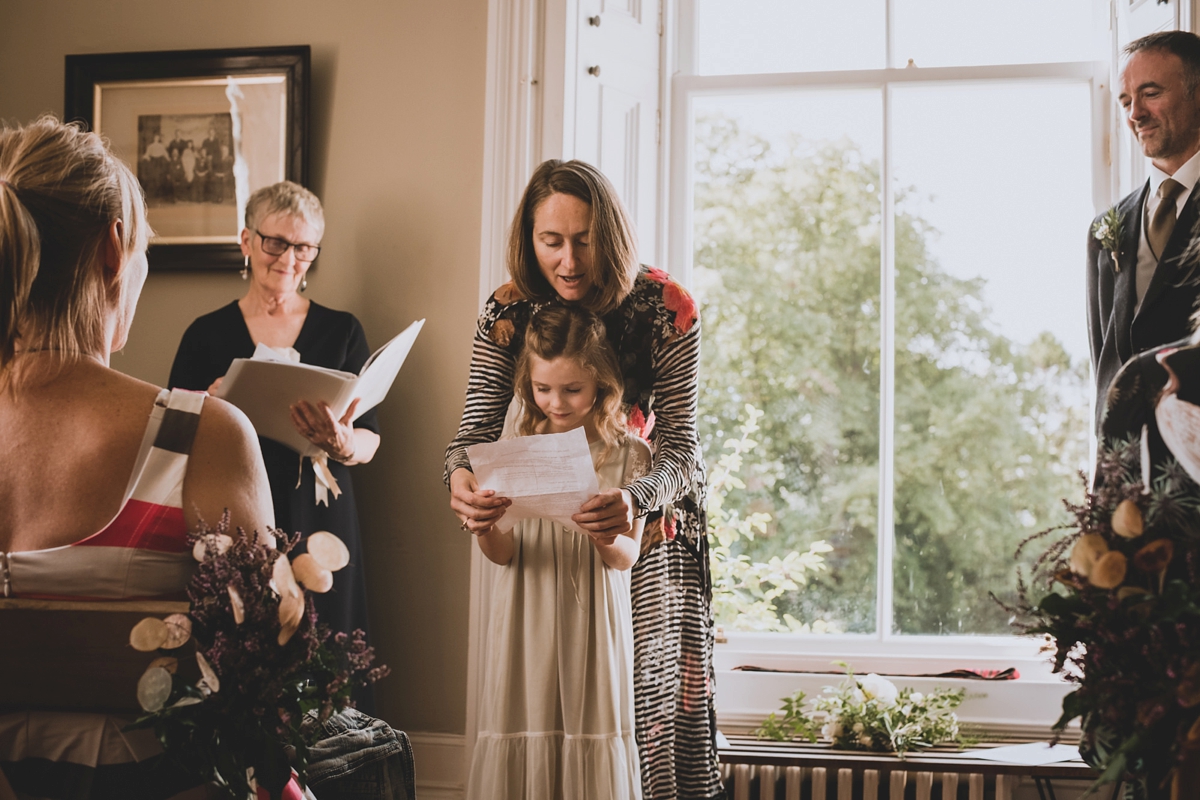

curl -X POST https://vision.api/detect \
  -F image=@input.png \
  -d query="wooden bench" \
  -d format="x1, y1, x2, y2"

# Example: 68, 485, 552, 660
0, 597, 189, 714
718, 733, 1101, 800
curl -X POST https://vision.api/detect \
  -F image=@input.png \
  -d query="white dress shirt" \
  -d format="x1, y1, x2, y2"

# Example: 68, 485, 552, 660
1137, 148, 1200, 304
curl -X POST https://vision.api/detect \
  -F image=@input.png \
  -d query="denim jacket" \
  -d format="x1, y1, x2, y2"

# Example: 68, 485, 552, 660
301, 708, 415, 800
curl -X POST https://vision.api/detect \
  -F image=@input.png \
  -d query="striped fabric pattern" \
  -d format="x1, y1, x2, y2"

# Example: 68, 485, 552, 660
632, 539, 725, 800
446, 271, 725, 799
445, 278, 705, 533
3, 389, 204, 600
626, 325, 703, 523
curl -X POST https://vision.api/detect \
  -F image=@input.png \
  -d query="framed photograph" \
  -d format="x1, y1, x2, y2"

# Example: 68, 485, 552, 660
65, 46, 310, 271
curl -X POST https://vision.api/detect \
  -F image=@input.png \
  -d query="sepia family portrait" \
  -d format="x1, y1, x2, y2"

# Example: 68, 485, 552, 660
136, 113, 235, 209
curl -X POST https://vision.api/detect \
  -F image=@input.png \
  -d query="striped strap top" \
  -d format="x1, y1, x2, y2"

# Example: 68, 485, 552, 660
1, 388, 205, 600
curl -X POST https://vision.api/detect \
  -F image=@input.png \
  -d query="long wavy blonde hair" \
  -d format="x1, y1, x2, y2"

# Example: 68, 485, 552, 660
514, 305, 627, 463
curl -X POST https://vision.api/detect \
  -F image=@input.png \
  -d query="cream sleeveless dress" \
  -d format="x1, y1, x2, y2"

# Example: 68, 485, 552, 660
468, 437, 648, 800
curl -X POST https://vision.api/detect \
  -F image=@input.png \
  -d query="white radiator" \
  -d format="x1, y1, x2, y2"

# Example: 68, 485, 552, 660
720, 763, 1015, 800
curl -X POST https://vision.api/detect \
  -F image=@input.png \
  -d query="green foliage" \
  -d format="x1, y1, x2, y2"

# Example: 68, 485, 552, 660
693, 115, 1088, 634
754, 665, 965, 756
755, 690, 819, 743
708, 405, 833, 631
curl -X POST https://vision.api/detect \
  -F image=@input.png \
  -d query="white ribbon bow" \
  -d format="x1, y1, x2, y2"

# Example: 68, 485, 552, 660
295, 453, 343, 507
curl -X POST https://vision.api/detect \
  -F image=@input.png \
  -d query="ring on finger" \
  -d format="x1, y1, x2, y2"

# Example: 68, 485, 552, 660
460, 520, 471, 531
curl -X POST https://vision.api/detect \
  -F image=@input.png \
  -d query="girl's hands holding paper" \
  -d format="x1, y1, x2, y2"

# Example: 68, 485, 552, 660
450, 467, 511, 534
573, 488, 636, 541
576, 489, 642, 570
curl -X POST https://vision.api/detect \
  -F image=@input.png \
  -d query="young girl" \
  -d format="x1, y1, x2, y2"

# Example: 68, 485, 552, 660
467, 305, 649, 800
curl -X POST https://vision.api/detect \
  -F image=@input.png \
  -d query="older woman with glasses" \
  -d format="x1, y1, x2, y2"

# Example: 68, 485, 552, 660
169, 182, 381, 702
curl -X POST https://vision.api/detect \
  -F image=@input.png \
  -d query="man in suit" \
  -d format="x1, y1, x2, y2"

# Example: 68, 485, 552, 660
167, 129, 188, 161
1089, 30, 1200, 432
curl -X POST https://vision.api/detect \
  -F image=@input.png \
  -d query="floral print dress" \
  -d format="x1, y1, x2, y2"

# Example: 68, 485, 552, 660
446, 267, 725, 799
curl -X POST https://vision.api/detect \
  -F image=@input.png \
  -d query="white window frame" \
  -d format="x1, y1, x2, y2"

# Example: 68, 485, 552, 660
666, 2, 1115, 712
470, 0, 1196, 742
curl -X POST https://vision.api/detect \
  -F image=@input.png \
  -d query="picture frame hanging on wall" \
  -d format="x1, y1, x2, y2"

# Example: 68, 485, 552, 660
64, 45, 310, 271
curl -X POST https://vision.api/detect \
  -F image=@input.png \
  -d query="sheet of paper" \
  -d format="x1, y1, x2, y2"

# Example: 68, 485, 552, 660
955, 742, 1082, 766
466, 428, 600, 534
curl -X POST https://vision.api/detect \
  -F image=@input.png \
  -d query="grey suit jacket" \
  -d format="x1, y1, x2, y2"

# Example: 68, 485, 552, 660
1087, 180, 1200, 432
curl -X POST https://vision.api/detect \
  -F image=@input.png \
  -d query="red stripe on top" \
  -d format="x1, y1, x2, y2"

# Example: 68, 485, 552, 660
71, 499, 190, 553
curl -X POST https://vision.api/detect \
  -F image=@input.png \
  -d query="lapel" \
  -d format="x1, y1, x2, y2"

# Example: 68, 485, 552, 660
1139, 180, 1200, 317
1113, 183, 1147, 360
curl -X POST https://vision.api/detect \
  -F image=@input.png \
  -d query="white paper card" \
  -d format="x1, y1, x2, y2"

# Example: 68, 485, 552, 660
956, 742, 1082, 766
466, 428, 600, 534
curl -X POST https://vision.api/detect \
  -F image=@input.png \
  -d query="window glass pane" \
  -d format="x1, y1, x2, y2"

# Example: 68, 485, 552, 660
892, 0, 1104, 68
696, 0, 885, 75
694, 91, 883, 633
889, 82, 1093, 634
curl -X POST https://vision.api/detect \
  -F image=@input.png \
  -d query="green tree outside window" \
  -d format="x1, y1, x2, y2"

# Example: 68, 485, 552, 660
696, 115, 1089, 635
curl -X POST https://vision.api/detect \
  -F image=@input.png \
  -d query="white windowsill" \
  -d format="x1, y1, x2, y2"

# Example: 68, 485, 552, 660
714, 633, 1077, 739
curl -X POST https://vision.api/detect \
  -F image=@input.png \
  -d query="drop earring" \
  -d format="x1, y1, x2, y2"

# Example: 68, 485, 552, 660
300, 277, 308, 293
240, 255, 249, 280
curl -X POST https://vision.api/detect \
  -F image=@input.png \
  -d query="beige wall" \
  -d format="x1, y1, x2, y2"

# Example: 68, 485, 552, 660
0, 0, 487, 735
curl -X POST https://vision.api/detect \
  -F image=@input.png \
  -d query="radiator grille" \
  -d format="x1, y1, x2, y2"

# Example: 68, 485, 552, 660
721, 764, 1004, 800
717, 735, 1098, 800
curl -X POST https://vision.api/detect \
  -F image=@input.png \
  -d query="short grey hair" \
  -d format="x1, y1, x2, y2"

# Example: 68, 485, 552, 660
244, 180, 325, 239
1125, 30, 1200, 94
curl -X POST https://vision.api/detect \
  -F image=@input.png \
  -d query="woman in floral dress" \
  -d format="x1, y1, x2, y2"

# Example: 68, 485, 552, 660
446, 160, 725, 799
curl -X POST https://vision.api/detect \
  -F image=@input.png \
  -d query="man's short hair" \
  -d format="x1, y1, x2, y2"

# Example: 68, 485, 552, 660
1126, 30, 1200, 93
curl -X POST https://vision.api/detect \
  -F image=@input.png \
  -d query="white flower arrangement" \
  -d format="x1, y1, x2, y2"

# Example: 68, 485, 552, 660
756, 664, 966, 756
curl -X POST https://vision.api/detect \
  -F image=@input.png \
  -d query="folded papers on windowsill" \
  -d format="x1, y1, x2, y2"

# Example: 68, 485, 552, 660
954, 742, 1083, 766
731, 666, 1021, 680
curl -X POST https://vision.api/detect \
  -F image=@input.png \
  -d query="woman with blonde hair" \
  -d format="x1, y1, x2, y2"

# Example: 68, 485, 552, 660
447, 160, 722, 799
0, 117, 273, 795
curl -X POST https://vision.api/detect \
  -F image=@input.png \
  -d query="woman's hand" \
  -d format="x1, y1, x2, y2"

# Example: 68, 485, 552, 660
206, 376, 224, 394
573, 488, 636, 540
291, 397, 359, 461
450, 467, 511, 533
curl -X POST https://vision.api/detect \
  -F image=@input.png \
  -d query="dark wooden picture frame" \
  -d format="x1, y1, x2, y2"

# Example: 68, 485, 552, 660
65, 46, 310, 272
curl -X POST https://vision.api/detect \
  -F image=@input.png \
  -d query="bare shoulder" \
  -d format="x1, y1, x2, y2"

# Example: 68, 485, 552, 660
195, 395, 258, 443
191, 395, 265, 477
185, 395, 273, 532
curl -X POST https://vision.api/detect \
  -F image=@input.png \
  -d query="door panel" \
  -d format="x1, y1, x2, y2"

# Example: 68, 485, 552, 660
573, 0, 660, 258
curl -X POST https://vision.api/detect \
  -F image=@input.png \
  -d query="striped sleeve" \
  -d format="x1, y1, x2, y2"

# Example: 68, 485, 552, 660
626, 314, 702, 516
443, 313, 518, 485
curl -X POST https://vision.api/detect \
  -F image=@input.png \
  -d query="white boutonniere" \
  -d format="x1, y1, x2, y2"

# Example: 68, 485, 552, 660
1092, 206, 1125, 272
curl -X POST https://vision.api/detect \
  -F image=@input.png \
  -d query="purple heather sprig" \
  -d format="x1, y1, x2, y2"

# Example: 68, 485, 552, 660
126, 512, 389, 800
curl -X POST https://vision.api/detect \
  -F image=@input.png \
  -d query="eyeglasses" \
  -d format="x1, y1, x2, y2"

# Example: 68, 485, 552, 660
255, 230, 321, 262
